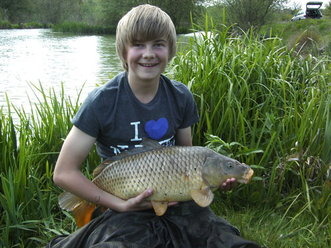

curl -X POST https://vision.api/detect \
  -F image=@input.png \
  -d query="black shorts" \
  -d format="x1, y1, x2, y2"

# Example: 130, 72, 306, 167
46, 201, 260, 248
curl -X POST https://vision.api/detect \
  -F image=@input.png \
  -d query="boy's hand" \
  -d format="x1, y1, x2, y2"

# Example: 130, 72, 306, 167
122, 189, 178, 212
220, 178, 237, 191
124, 188, 154, 211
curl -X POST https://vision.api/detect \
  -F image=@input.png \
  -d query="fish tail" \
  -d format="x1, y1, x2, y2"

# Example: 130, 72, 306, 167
58, 192, 96, 227
72, 201, 97, 227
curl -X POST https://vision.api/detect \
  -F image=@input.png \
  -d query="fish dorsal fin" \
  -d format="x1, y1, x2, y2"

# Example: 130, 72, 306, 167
141, 138, 163, 149
93, 162, 109, 177
116, 138, 163, 157
93, 138, 163, 177
94, 138, 163, 177
190, 186, 214, 207
151, 201, 168, 216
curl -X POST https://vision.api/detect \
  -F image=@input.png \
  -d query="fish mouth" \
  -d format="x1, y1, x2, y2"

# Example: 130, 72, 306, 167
238, 168, 254, 184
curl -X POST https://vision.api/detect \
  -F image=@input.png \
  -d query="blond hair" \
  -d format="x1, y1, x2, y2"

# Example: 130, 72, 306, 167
116, 4, 177, 71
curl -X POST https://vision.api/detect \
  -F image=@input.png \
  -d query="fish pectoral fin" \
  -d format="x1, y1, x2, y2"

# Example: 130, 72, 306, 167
151, 201, 168, 216
190, 188, 214, 207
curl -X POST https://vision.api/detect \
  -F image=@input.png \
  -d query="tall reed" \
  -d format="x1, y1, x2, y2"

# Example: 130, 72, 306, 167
0, 83, 98, 247
172, 25, 331, 211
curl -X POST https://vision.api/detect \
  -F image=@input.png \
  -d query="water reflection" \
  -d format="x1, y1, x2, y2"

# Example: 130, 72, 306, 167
0, 29, 122, 109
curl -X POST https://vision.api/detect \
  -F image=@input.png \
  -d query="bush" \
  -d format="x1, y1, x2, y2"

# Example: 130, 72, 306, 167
52, 22, 116, 35
261, 18, 331, 56
0, 20, 11, 29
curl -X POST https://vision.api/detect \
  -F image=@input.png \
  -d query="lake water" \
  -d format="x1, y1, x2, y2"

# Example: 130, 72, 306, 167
0, 29, 122, 109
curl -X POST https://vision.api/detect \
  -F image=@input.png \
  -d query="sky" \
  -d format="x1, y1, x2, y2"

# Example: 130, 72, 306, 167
287, 0, 331, 10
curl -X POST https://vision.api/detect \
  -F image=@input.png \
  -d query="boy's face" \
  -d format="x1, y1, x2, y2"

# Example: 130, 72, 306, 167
125, 39, 169, 84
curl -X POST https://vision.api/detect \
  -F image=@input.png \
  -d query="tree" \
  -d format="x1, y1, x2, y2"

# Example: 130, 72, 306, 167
0, 0, 85, 24
288, 1, 302, 15
222, 0, 288, 30
0, 0, 206, 29
98, 0, 205, 30
323, 1, 331, 17
37, 0, 84, 24
142, 0, 205, 28
0, 0, 35, 23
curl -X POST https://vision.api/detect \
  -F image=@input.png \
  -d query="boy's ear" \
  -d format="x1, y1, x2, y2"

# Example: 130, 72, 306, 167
123, 50, 127, 61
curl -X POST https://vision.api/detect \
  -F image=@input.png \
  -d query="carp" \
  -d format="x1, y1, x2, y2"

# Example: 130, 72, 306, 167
59, 139, 254, 227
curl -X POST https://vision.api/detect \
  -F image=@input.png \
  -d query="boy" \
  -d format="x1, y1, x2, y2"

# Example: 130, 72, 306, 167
47, 4, 259, 248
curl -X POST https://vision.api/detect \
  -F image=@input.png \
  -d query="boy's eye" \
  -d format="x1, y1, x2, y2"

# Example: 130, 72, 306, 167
133, 43, 144, 47
154, 43, 165, 47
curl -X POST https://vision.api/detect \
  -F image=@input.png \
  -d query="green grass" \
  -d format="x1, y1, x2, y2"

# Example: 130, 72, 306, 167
214, 205, 330, 247
1, 24, 330, 247
0, 21, 51, 29
261, 18, 331, 57
0, 83, 99, 247
52, 22, 116, 35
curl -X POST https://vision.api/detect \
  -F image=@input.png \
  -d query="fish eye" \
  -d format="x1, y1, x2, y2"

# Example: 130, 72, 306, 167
228, 162, 233, 168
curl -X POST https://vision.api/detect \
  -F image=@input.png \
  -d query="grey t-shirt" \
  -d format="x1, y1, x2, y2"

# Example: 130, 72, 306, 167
72, 72, 199, 158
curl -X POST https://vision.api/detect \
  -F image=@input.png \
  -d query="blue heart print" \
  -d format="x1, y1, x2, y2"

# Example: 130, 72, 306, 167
144, 118, 169, 140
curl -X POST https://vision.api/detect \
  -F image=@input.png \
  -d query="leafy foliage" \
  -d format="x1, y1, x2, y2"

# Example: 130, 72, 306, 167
222, 0, 288, 30
0, 0, 205, 31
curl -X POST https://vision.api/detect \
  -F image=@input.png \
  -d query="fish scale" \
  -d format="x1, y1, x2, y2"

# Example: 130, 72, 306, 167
93, 146, 205, 201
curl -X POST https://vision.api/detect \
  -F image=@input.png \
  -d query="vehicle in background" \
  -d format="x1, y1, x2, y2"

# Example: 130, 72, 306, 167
291, 1, 323, 21
291, 10, 306, 21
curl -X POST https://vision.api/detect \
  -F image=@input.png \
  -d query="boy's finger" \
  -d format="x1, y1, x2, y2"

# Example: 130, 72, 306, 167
136, 188, 153, 202
220, 178, 237, 191
168, 201, 178, 206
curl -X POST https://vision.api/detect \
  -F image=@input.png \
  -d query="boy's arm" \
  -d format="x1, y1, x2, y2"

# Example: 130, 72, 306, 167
53, 126, 154, 212
175, 127, 193, 146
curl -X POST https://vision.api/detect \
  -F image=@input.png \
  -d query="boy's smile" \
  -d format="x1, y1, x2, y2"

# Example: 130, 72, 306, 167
125, 39, 169, 85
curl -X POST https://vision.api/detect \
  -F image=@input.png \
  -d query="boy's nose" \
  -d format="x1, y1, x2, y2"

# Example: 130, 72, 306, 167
142, 46, 155, 59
